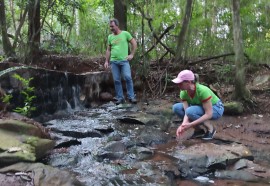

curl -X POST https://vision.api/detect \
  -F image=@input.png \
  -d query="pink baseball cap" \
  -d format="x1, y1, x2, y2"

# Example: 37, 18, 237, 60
172, 70, 195, 84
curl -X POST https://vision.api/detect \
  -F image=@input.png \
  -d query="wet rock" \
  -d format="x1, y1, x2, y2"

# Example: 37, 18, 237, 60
233, 158, 248, 170
100, 92, 113, 101
178, 157, 209, 178
96, 141, 126, 161
49, 131, 80, 147
96, 151, 125, 161
0, 173, 32, 186
129, 146, 154, 160
137, 127, 172, 146
0, 113, 50, 138
215, 170, 259, 181
94, 124, 114, 134
117, 112, 171, 130
131, 161, 172, 185
136, 147, 154, 160
51, 128, 103, 138
54, 139, 82, 148
173, 142, 254, 178
117, 116, 145, 125
0, 162, 83, 186
0, 119, 55, 166
104, 141, 126, 152
230, 159, 270, 180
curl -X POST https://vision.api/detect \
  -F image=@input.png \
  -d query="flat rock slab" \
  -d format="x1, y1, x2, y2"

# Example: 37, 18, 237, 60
0, 162, 83, 186
173, 142, 253, 167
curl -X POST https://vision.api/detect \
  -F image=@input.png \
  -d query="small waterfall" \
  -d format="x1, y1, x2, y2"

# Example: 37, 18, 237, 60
64, 71, 69, 88
65, 100, 73, 112
56, 85, 64, 110
71, 85, 83, 110
0, 62, 112, 116
54, 83, 82, 112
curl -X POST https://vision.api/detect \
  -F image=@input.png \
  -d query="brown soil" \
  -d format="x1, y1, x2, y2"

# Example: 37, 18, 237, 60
35, 55, 105, 73
28, 55, 270, 164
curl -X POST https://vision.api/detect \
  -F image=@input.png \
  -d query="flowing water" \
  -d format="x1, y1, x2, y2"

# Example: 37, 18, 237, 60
43, 103, 159, 185
41, 102, 270, 186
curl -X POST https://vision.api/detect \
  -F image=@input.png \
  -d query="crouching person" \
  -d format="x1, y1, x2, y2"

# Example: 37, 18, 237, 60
172, 70, 224, 140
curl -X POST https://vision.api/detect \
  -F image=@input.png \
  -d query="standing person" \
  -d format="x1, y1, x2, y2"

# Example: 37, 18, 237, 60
104, 18, 137, 105
172, 70, 224, 140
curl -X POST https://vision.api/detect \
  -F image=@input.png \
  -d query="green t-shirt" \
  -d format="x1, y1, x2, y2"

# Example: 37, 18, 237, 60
180, 83, 219, 105
108, 31, 133, 61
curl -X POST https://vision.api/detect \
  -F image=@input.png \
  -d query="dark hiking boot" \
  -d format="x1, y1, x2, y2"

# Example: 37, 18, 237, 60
129, 98, 137, 104
202, 128, 216, 140
115, 99, 125, 105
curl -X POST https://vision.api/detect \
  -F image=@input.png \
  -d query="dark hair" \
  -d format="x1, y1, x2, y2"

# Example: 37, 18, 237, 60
194, 73, 199, 82
110, 18, 119, 26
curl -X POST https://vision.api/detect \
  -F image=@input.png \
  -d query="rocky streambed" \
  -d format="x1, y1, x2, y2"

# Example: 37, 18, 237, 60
1, 99, 270, 186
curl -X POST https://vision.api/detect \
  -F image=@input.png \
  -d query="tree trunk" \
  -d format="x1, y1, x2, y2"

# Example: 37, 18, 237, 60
231, 0, 250, 100
266, 2, 270, 27
0, 0, 16, 57
114, 0, 127, 30
27, 0, 41, 64
210, 0, 217, 35
174, 0, 193, 64
12, 7, 28, 49
75, 8, 80, 36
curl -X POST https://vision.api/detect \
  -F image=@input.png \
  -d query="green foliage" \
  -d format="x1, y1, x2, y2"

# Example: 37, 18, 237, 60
41, 33, 79, 54
12, 74, 32, 87
128, 0, 183, 60
214, 63, 234, 84
68, 0, 112, 56
0, 66, 31, 112
1, 0, 270, 64
0, 56, 5, 62
2, 94, 13, 104
12, 74, 36, 117
246, 39, 270, 64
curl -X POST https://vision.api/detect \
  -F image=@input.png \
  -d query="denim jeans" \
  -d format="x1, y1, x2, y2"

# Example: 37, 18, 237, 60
172, 100, 224, 122
110, 60, 135, 100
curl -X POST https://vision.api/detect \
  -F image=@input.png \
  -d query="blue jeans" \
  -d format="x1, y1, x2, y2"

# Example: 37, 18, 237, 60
172, 100, 224, 122
110, 60, 135, 100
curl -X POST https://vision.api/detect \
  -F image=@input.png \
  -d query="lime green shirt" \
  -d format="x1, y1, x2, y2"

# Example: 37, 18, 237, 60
180, 83, 219, 105
108, 31, 133, 61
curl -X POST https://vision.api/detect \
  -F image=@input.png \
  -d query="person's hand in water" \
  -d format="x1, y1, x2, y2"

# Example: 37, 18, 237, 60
176, 121, 192, 137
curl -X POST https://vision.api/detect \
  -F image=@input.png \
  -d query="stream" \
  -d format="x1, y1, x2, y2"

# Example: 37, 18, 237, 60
40, 102, 270, 186
42, 102, 169, 185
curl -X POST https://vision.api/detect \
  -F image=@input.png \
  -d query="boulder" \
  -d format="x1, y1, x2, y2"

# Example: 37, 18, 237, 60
0, 119, 55, 166
215, 159, 270, 181
172, 142, 253, 178
0, 162, 83, 186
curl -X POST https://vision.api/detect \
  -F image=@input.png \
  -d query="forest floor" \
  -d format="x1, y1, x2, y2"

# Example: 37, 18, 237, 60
29, 54, 270, 165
